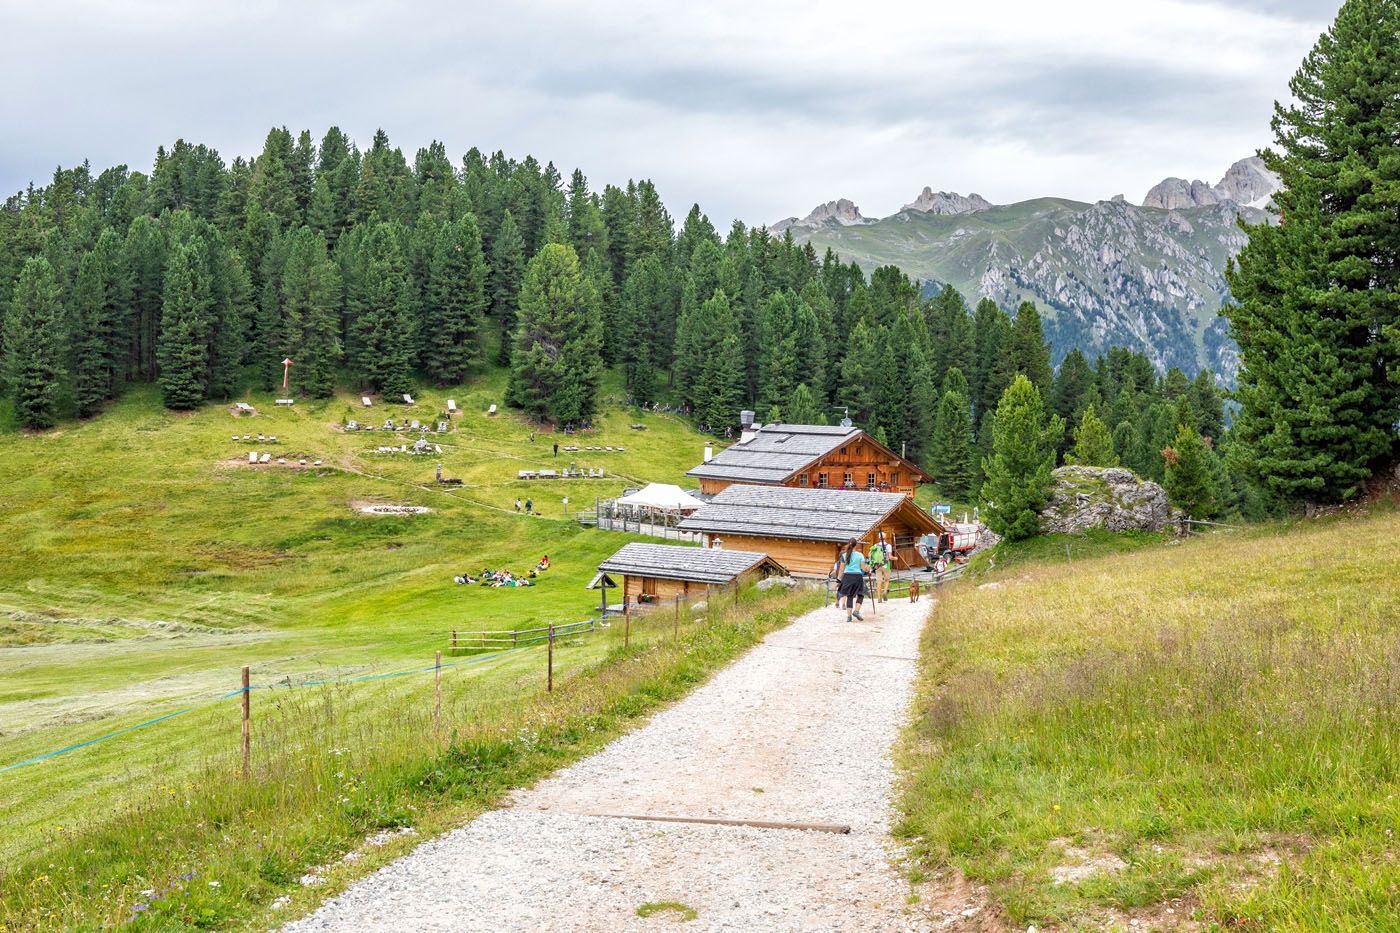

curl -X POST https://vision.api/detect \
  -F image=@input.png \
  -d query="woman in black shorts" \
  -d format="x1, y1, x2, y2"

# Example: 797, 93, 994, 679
832, 538, 869, 622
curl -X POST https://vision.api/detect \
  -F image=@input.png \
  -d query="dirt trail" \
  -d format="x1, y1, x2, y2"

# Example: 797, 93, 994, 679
283, 598, 937, 932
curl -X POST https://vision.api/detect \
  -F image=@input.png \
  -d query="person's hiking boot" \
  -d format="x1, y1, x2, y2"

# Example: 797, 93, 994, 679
845, 613, 853, 623
853, 609, 864, 621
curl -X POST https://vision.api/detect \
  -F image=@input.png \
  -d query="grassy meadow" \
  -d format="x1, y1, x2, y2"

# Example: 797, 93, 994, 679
0, 369, 727, 896
899, 505, 1400, 929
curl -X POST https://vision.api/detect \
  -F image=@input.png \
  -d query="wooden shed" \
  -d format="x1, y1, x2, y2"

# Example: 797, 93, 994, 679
685, 423, 933, 496
677, 484, 945, 577
596, 542, 788, 607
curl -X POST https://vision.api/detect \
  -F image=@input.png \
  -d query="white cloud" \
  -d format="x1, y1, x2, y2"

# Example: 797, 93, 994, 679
0, 0, 1337, 227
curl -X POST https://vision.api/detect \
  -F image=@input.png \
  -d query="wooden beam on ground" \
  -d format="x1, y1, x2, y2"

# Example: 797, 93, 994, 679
590, 813, 851, 834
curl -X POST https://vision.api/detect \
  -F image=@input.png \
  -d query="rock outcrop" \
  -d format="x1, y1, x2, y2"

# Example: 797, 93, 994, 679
901, 188, 993, 215
1040, 466, 1181, 534
1143, 156, 1280, 210
770, 198, 867, 233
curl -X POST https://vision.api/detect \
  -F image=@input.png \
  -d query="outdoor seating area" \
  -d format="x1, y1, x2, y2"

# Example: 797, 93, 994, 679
517, 467, 604, 479
375, 439, 442, 455
345, 418, 451, 434
232, 433, 278, 442
246, 452, 323, 467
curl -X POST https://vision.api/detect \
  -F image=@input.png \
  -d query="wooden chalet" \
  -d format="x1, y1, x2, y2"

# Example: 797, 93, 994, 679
595, 542, 788, 606
685, 423, 932, 496
677, 485, 944, 577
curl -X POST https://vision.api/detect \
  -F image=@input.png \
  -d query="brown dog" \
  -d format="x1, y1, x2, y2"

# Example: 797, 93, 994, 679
908, 580, 921, 603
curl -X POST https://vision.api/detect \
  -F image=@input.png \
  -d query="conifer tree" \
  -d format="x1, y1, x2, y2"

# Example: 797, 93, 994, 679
346, 222, 415, 394
70, 230, 131, 416
692, 294, 746, 431
278, 228, 342, 397
1068, 404, 1116, 467
1223, 0, 1400, 502
420, 215, 487, 384
980, 375, 1064, 540
1190, 369, 1225, 442
156, 244, 211, 409
506, 243, 602, 424
970, 298, 1013, 427
932, 375, 976, 500
1112, 420, 1137, 468
785, 382, 824, 425
757, 291, 800, 411
1164, 421, 1218, 518
489, 210, 525, 365
4, 257, 67, 428
1008, 300, 1053, 393
838, 319, 879, 427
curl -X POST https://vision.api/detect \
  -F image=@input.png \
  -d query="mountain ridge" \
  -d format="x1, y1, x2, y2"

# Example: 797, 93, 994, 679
766, 158, 1282, 380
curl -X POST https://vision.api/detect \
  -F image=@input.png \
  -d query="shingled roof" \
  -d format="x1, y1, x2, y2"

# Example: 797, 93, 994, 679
685, 423, 931, 486
678, 484, 940, 543
598, 542, 785, 584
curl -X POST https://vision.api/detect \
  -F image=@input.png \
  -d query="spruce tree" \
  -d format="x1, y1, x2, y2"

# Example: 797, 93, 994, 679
757, 291, 800, 411
346, 222, 415, 394
278, 228, 342, 397
489, 210, 526, 365
980, 375, 1064, 540
4, 257, 67, 429
420, 215, 487, 384
970, 298, 1013, 427
1068, 404, 1116, 467
932, 380, 976, 501
70, 230, 131, 416
1223, 0, 1400, 502
1008, 300, 1053, 393
785, 382, 824, 424
1164, 421, 1218, 518
506, 243, 602, 424
156, 244, 211, 409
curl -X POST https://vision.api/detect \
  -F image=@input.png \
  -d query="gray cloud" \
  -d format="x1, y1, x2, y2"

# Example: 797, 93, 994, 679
0, 0, 1340, 228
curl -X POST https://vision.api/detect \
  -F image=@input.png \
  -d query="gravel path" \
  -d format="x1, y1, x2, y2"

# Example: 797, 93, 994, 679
282, 597, 932, 932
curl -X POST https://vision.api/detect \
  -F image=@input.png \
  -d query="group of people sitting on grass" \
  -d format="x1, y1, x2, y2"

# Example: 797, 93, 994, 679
453, 555, 550, 588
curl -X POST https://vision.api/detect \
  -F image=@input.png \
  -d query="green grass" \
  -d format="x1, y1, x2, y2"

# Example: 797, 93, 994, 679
898, 506, 1400, 929
636, 901, 698, 921
0, 368, 784, 928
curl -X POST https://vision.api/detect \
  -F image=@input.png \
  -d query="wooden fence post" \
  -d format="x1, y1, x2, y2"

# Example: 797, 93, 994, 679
451, 630, 457, 649
434, 650, 442, 731
241, 665, 250, 778
547, 624, 555, 693
674, 595, 680, 639
624, 603, 631, 649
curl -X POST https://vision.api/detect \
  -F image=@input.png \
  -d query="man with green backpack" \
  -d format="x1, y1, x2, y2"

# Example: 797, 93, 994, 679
869, 531, 893, 602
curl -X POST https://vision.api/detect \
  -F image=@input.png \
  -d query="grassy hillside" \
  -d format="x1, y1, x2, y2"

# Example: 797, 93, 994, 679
0, 370, 712, 864
899, 506, 1400, 929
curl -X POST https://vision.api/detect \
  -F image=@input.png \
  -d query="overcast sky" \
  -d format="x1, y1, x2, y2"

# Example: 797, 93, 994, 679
1, 0, 1339, 228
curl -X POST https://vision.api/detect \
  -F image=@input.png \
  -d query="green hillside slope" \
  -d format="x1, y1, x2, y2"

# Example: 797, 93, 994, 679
900, 505, 1400, 928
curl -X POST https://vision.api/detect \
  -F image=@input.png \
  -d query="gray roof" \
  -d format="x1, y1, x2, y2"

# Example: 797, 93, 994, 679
597, 542, 782, 584
678, 484, 912, 543
686, 424, 860, 484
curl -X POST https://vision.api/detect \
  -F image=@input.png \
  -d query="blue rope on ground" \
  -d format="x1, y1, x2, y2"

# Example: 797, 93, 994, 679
0, 644, 531, 774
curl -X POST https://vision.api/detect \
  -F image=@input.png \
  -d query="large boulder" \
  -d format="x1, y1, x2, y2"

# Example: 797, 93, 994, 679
1040, 466, 1180, 534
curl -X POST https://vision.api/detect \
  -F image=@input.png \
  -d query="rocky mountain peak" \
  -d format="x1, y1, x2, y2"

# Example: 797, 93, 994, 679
770, 198, 867, 233
1142, 156, 1280, 210
902, 188, 993, 215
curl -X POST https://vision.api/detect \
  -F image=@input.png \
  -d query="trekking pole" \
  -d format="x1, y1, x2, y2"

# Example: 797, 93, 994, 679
547, 624, 555, 693
434, 650, 442, 732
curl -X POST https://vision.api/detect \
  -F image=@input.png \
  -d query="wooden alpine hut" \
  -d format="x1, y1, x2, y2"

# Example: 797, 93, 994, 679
677, 484, 944, 577
686, 423, 933, 496
594, 542, 788, 607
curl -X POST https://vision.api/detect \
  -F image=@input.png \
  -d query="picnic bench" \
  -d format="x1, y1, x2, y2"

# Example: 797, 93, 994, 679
275, 398, 294, 406
402, 394, 415, 404
362, 396, 373, 407
447, 399, 457, 413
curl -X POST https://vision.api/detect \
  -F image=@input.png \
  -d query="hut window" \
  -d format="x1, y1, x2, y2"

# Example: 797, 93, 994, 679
818, 472, 829, 488
843, 471, 854, 487
892, 471, 901, 486
840, 446, 848, 456
867, 472, 877, 487
857, 446, 863, 455
799, 473, 809, 486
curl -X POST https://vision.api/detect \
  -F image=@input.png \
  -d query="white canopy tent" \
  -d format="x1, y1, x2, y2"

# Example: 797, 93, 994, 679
615, 483, 705, 514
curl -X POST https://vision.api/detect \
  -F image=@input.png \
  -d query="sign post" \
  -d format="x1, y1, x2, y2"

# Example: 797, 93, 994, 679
281, 358, 293, 390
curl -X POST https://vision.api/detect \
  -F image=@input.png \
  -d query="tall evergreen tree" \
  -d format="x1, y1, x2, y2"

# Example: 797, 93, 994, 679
70, 229, 131, 415
420, 215, 487, 384
278, 227, 342, 397
1008, 300, 1053, 393
155, 243, 211, 409
506, 243, 602, 424
932, 373, 976, 500
1223, 0, 1400, 503
980, 375, 1064, 540
345, 222, 415, 394
4, 257, 67, 428
970, 298, 1013, 427
784, 382, 824, 425
489, 210, 526, 365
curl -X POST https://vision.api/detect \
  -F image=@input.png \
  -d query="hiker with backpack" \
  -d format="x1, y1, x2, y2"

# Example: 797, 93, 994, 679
870, 531, 893, 602
831, 539, 869, 622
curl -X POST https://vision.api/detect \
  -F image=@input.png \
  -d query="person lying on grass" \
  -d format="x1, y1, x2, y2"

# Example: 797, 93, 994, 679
453, 569, 536, 587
